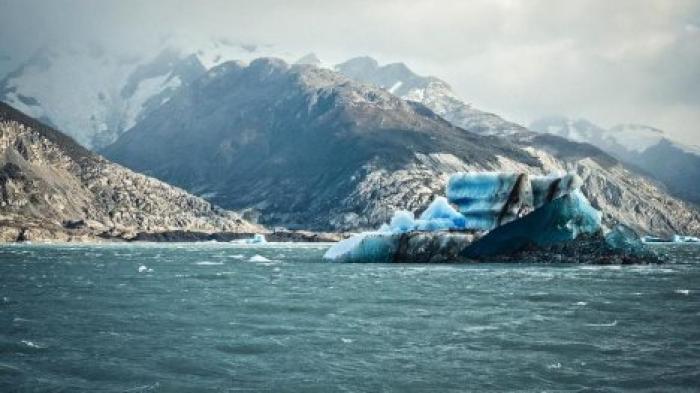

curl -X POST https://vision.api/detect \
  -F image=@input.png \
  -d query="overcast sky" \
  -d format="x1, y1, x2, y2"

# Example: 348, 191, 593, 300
1, 0, 698, 145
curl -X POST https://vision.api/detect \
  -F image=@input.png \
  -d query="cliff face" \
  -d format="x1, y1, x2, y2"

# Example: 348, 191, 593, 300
0, 102, 261, 242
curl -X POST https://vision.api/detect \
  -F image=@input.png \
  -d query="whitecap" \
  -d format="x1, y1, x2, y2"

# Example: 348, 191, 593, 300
228, 254, 245, 259
195, 261, 224, 266
21, 340, 46, 349
249, 255, 271, 262
341, 338, 353, 343
573, 301, 587, 306
547, 362, 562, 369
675, 289, 690, 295
585, 320, 618, 327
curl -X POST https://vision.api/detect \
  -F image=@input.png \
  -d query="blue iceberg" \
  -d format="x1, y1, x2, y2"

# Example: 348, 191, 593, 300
446, 172, 528, 230
416, 197, 467, 231
530, 173, 582, 209
463, 190, 601, 258
322, 231, 398, 263
324, 171, 608, 263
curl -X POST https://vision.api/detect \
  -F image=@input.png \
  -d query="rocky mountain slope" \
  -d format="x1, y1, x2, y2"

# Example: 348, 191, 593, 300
104, 58, 700, 236
530, 117, 700, 205
0, 102, 259, 242
335, 56, 527, 136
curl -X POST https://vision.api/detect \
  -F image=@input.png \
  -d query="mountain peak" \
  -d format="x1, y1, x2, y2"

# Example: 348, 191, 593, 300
295, 53, 322, 66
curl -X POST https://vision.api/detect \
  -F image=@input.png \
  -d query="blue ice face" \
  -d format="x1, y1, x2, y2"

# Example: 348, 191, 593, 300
417, 197, 467, 231
446, 172, 526, 230
464, 189, 602, 258
530, 173, 582, 208
389, 211, 417, 233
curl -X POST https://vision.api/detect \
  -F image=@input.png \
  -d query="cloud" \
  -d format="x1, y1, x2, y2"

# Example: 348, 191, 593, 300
1, 0, 698, 144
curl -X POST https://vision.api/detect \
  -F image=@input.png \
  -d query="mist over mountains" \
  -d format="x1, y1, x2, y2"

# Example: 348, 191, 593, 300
531, 117, 700, 205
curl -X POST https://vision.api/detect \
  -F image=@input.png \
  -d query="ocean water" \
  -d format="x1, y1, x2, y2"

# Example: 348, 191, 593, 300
0, 243, 699, 392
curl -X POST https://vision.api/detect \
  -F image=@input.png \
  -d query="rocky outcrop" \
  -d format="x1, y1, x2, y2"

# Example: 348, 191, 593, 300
0, 102, 261, 242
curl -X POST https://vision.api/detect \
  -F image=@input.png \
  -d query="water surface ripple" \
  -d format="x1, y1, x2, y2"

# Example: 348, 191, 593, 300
0, 243, 699, 391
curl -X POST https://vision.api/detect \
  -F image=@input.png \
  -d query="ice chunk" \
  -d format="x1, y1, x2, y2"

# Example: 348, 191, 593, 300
464, 190, 602, 257
247, 233, 267, 244
323, 232, 398, 263
530, 173, 582, 208
672, 235, 700, 243
416, 197, 466, 231
389, 211, 416, 233
605, 224, 646, 253
446, 172, 529, 230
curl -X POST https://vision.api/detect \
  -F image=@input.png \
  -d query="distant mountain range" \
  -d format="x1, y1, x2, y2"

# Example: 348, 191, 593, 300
0, 102, 259, 241
530, 117, 700, 205
103, 58, 700, 236
1, 43, 698, 236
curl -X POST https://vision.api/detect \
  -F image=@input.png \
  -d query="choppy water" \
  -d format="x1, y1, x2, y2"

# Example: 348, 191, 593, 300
1, 242, 699, 392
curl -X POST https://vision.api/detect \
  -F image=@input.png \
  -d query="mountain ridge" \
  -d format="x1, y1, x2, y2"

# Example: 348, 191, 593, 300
0, 101, 260, 242
104, 57, 700, 236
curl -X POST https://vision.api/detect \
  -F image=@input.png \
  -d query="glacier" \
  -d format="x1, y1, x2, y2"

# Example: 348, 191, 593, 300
323, 171, 656, 264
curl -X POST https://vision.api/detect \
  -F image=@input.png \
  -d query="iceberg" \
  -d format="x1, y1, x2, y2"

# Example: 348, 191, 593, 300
416, 197, 467, 231
324, 171, 658, 264
530, 173, 582, 209
446, 172, 528, 230
323, 231, 398, 263
464, 190, 601, 258
389, 210, 417, 233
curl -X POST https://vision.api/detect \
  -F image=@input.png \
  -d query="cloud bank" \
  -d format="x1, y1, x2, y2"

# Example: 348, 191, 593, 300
1, 0, 698, 144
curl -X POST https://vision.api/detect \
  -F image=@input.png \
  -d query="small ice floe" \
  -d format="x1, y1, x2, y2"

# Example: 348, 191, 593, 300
195, 261, 224, 266
675, 289, 690, 295
585, 320, 618, 327
231, 234, 268, 245
138, 265, 153, 273
249, 254, 271, 263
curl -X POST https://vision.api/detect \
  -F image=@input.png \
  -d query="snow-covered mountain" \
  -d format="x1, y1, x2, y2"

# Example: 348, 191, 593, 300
0, 39, 303, 149
530, 117, 700, 204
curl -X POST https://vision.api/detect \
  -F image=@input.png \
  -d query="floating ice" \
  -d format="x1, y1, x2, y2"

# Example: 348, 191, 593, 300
464, 190, 601, 257
416, 197, 466, 231
325, 171, 601, 263
231, 233, 268, 244
530, 173, 582, 208
447, 172, 526, 230
672, 235, 700, 243
389, 211, 416, 233
323, 232, 397, 263
137, 265, 153, 273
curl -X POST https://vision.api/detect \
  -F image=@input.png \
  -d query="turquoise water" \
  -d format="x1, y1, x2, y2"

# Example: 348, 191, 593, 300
1, 243, 699, 392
